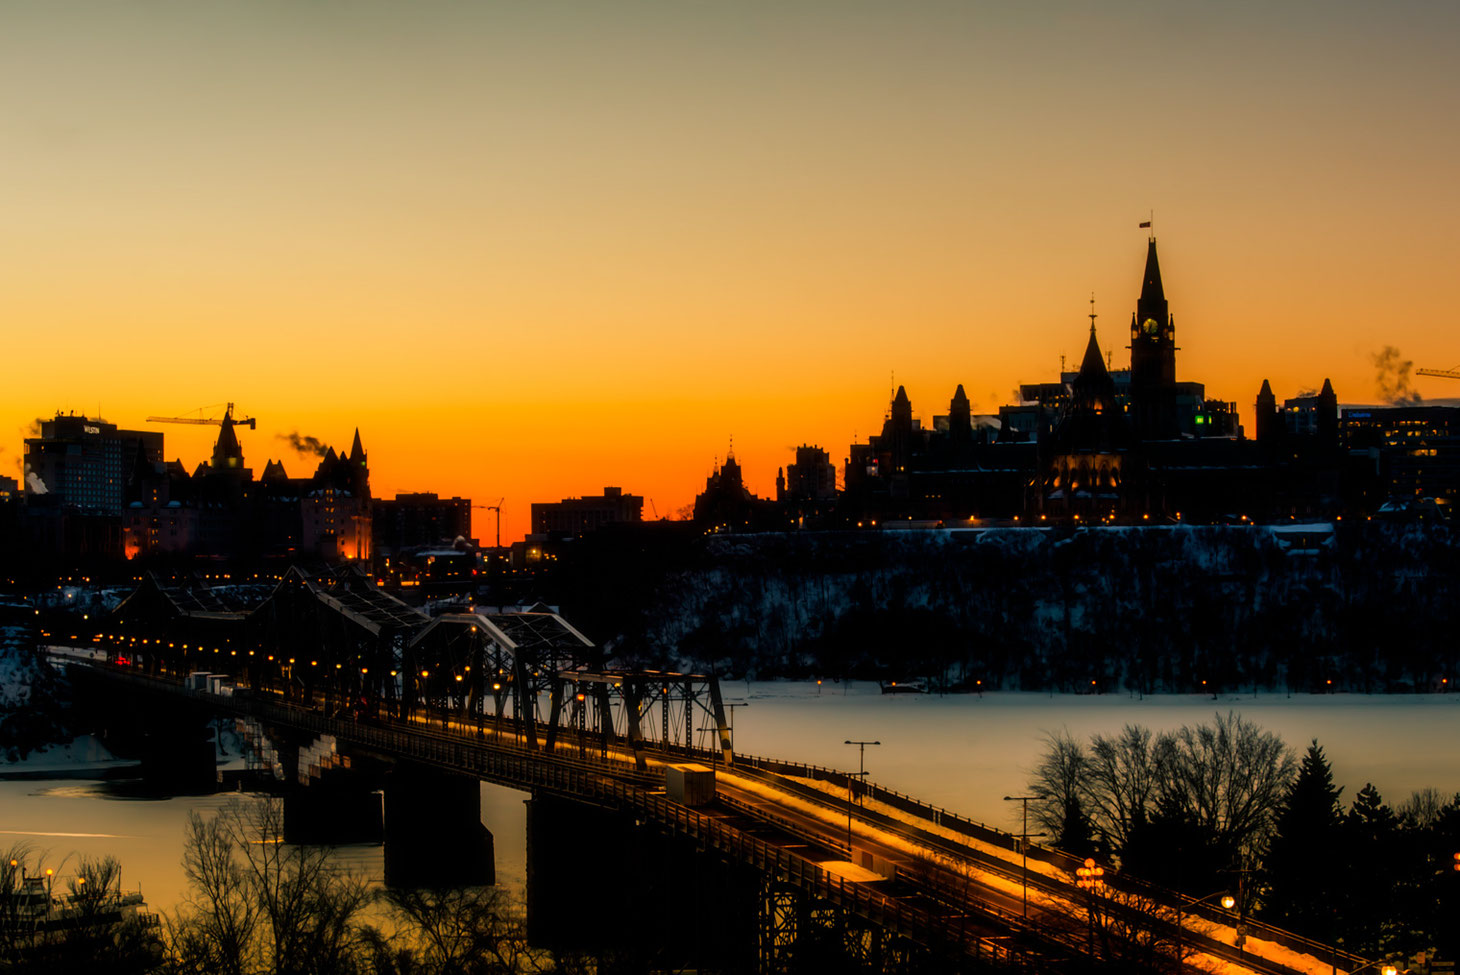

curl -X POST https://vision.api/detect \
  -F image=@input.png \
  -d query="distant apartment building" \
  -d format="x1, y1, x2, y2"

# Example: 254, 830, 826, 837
23, 413, 162, 515
777, 445, 838, 501
531, 486, 643, 535
373, 493, 474, 555
1344, 405, 1460, 502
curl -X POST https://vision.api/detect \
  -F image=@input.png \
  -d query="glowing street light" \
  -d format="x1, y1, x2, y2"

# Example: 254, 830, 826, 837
1175, 890, 1235, 968
1075, 857, 1106, 954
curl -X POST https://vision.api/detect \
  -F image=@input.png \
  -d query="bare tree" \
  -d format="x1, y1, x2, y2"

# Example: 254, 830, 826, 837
173, 810, 259, 975
1156, 712, 1295, 860
1083, 724, 1161, 851
375, 886, 552, 975
168, 798, 371, 975
1397, 787, 1448, 827
1029, 728, 1096, 852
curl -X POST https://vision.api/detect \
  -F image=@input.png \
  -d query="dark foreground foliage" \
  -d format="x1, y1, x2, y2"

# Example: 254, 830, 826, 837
1028, 721, 1460, 963
0, 799, 620, 975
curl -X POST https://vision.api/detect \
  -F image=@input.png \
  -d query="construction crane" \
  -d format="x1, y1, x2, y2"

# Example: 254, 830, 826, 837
146, 402, 256, 430
1417, 367, 1460, 381
472, 498, 505, 549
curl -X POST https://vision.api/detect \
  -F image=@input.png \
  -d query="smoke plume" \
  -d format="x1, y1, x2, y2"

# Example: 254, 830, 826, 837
1372, 346, 1423, 405
278, 431, 328, 457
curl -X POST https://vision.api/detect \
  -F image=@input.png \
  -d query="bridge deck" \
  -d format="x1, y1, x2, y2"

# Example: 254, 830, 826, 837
62, 657, 1367, 975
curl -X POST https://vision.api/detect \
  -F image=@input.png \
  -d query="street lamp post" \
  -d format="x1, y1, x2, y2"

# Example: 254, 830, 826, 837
843, 739, 880, 856
1175, 890, 1235, 971
1003, 794, 1044, 917
724, 702, 749, 758
1075, 858, 1105, 955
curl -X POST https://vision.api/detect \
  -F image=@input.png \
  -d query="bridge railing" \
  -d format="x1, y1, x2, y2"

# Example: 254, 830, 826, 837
730, 751, 1368, 973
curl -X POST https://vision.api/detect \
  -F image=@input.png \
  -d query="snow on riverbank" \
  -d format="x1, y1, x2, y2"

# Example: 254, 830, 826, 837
0, 734, 132, 775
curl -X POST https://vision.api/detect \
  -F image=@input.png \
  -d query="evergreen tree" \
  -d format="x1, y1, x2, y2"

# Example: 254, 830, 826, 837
1425, 796, 1460, 962
1259, 740, 1344, 942
1339, 783, 1401, 957
1056, 794, 1097, 858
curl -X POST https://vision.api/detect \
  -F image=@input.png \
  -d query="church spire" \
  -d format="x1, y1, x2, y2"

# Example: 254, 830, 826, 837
1077, 324, 1109, 383
1139, 238, 1165, 306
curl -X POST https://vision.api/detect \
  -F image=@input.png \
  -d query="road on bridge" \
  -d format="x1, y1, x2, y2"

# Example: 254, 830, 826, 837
56, 652, 1362, 975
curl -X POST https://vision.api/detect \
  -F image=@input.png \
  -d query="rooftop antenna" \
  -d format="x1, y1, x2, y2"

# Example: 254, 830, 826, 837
1060, 354, 1066, 373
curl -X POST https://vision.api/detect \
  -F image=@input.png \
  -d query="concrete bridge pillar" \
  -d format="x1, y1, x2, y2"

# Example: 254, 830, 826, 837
383, 767, 493, 888
283, 780, 383, 846
525, 794, 757, 971
137, 717, 217, 794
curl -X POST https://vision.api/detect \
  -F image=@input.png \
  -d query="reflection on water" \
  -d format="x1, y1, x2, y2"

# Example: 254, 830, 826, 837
2, 683, 1456, 912
0, 769, 529, 913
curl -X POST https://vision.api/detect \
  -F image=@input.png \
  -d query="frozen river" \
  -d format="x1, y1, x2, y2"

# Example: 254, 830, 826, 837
726, 682, 1460, 829
2, 683, 1457, 913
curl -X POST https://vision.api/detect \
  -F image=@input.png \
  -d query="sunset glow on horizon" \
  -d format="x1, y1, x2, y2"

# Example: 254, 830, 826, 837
4, 1, 1457, 542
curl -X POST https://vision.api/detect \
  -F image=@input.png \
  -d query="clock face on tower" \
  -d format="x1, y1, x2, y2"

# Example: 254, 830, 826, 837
1141, 317, 1160, 336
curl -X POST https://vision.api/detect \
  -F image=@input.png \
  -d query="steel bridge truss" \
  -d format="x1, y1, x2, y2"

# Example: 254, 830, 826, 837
407, 614, 731, 767
95, 570, 735, 767
759, 880, 934, 974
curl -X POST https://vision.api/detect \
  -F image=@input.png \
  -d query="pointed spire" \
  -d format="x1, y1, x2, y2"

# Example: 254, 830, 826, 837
1319, 378, 1335, 397
1078, 326, 1109, 381
1140, 239, 1165, 305
948, 384, 972, 442
349, 427, 366, 465
890, 385, 913, 428
1255, 380, 1279, 443
212, 413, 243, 470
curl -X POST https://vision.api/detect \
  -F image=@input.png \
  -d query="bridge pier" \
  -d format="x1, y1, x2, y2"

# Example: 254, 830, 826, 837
283, 780, 383, 846
525, 794, 758, 972
137, 717, 217, 794
383, 768, 494, 888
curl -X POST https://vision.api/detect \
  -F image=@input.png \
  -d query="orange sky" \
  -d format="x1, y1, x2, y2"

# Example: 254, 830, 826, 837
3, 2, 1457, 542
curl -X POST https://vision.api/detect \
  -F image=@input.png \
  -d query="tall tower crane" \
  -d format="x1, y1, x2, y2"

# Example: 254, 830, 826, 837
472, 498, 505, 549
1417, 367, 1460, 381
146, 402, 256, 429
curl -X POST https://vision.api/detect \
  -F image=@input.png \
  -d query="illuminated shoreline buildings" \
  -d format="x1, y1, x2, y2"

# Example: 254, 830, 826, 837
707, 237, 1450, 529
